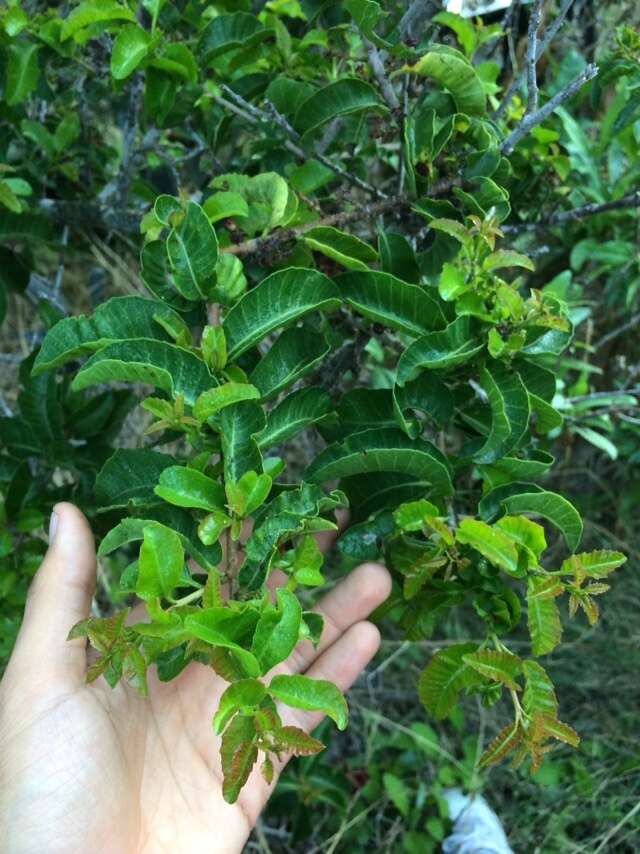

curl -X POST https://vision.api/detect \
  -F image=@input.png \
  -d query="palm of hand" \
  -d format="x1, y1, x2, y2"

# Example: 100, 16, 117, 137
0, 505, 389, 854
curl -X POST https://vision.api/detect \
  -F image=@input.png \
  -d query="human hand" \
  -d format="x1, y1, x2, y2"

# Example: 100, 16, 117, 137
0, 503, 390, 854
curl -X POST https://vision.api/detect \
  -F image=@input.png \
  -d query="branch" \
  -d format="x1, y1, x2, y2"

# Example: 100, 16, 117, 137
222, 176, 460, 258
398, 0, 439, 42
363, 37, 399, 110
525, 0, 545, 114
216, 84, 387, 199
500, 63, 598, 155
39, 199, 141, 234
595, 313, 640, 351
495, 0, 575, 120
502, 190, 640, 233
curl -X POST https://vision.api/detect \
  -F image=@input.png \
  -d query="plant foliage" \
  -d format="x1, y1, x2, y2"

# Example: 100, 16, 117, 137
1, 0, 637, 805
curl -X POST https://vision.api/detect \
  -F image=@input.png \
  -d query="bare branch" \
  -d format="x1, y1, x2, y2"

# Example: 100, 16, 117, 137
503, 190, 640, 233
495, 0, 575, 120
398, 0, 439, 42
363, 37, 399, 110
501, 63, 598, 155
525, 0, 545, 114
216, 84, 387, 199
595, 314, 640, 351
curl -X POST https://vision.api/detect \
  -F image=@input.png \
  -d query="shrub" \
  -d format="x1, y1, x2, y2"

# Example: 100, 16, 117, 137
1, 0, 637, 804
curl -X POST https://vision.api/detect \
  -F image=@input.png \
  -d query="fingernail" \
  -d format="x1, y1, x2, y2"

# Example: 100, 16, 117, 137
49, 511, 59, 543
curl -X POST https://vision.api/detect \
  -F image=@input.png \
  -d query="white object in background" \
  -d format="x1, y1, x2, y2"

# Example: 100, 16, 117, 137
442, 788, 514, 854
444, 0, 514, 17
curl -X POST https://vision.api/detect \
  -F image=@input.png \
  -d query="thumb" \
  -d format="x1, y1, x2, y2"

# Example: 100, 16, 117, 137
10, 502, 96, 686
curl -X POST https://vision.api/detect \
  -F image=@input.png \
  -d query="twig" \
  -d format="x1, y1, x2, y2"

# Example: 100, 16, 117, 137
501, 63, 598, 154
495, 0, 576, 120
222, 177, 459, 257
595, 312, 640, 351
398, 0, 439, 42
54, 224, 69, 298
398, 75, 409, 193
115, 73, 144, 211
525, 0, 545, 114
503, 190, 640, 233
217, 84, 386, 199
592, 798, 640, 854
363, 37, 399, 110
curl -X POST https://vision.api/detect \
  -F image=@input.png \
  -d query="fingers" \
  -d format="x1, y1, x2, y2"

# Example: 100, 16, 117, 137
9, 502, 96, 685
284, 620, 381, 734
275, 562, 391, 676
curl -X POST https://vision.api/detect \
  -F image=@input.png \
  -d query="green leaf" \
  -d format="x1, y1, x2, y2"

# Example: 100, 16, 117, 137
220, 401, 265, 483
198, 12, 271, 64
292, 536, 325, 586
428, 218, 472, 248
3, 7, 29, 37
155, 465, 226, 512
223, 268, 341, 360
522, 660, 558, 718
269, 674, 348, 730
98, 513, 221, 571
258, 387, 331, 450
71, 340, 216, 406
379, 231, 420, 283
250, 326, 329, 400
432, 11, 477, 57
203, 191, 250, 224
251, 588, 302, 673
527, 577, 563, 656
393, 372, 454, 434
110, 24, 150, 79
573, 426, 618, 461
337, 271, 446, 336
193, 382, 260, 421
479, 484, 583, 552
306, 428, 453, 496
393, 499, 439, 532
456, 519, 520, 575
397, 316, 484, 382
559, 550, 626, 579
149, 42, 198, 83
5, 43, 39, 106
294, 78, 385, 138
463, 649, 522, 692
33, 296, 185, 374
494, 516, 547, 567
166, 202, 219, 300
483, 250, 535, 272
198, 510, 231, 546
345, 0, 387, 37
473, 362, 530, 464
140, 240, 196, 311
211, 173, 295, 237
226, 471, 272, 516
61, 0, 135, 41
137, 524, 184, 600
213, 679, 267, 735
184, 609, 261, 677
95, 448, 175, 510
418, 642, 479, 719
302, 227, 378, 272
404, 47, 486, 116
383, 772, 410, 817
